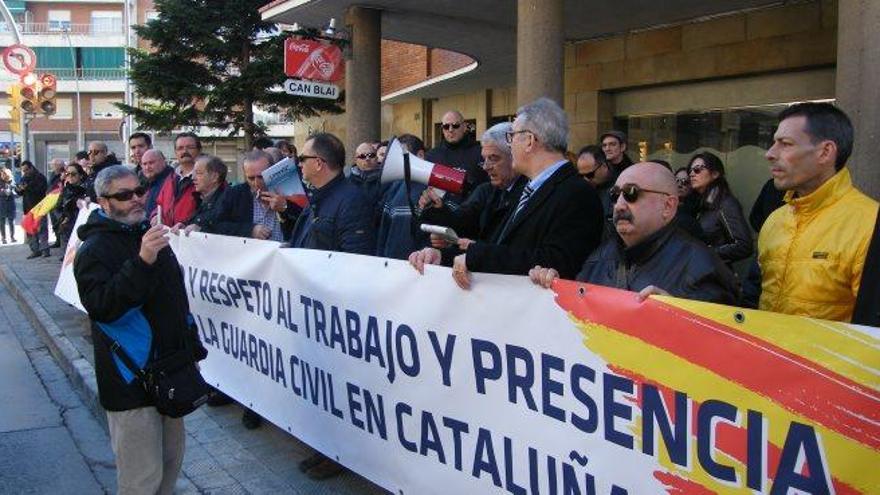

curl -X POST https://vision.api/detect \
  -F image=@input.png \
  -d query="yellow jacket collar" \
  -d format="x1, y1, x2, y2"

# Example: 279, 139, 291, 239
784, 167, 853, 216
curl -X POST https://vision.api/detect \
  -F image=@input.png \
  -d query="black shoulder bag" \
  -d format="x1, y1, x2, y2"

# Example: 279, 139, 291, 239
101, 331, 212, 418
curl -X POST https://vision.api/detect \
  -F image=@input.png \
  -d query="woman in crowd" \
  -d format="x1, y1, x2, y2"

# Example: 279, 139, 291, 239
0, 165, 15, 244
56, 163, 88, 252
688, 152, 753, 265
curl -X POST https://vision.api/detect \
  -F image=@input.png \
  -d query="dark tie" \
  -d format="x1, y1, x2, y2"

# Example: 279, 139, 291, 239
497, 185, 533, 241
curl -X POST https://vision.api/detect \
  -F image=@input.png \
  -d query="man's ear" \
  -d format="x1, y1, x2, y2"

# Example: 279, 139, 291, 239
818, 140, 839, 168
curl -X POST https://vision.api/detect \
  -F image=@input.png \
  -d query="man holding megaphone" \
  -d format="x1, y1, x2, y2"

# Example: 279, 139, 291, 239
413, 98, 604, 289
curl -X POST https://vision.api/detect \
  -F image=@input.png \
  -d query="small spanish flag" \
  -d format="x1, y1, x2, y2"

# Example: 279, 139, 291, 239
21, 188, 61, 235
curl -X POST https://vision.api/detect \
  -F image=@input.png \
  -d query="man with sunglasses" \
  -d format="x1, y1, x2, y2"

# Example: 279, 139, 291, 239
577, 145, 616, 240
73, 165, 206, 495
348, 141, 383, 208
529, 162, 738, 304
84, 141, 122, 201
448, 98, 603, 289
425, 110, 488, 201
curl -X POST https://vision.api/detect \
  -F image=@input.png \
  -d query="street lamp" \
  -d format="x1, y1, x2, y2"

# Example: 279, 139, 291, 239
61, 26, 84, 151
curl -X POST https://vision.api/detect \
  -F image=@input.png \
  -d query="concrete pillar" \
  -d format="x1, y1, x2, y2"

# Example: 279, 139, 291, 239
344, 6, 381, 157
516, 0, 564, 106
835, 0, 880, 199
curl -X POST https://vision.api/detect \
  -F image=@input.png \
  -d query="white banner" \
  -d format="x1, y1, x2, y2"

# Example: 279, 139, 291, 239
57, 230, 880, 494
55, 204, 99, 311
173, 233, 641, 494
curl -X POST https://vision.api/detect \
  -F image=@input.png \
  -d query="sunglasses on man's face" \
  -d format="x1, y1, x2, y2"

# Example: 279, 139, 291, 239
675, 177, 690, 186
441, 122, 463, 131
610, 184, 671, 204
580, 163, 605, 180
103, 186, 147, 202
356, 152, 377, 160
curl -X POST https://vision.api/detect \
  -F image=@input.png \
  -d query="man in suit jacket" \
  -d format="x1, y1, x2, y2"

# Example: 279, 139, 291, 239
442, 97, 603, 289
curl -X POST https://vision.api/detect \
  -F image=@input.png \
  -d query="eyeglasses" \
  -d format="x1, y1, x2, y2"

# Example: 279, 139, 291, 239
297, 154, 323, 164
675, 177, 690, 186
356, 152, 377, 160
689, 165, 707, 175
581, 163, 605, 180
505, 130, 533, 144
609, 184, 671, 204
103, 186, 147, 202
441, 122, 462, 131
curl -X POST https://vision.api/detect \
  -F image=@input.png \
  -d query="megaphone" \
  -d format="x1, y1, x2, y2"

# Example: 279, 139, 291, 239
381, 137, 467, 195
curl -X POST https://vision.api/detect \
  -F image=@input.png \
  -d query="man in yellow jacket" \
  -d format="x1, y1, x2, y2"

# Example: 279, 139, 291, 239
759, 102, 878, 322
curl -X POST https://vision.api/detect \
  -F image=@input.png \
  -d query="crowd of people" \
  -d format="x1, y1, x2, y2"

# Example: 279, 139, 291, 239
8, 97, 874, 492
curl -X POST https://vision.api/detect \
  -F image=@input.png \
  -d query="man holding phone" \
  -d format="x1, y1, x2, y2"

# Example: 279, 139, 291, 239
213, 150, 298, 241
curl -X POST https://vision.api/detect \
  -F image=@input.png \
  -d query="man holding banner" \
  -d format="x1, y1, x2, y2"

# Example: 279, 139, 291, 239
73, 165, 206, 495
529, 162, 739, 304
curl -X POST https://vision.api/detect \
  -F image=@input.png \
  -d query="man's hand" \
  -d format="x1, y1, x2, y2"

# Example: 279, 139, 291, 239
139, 224, 169, 265
528, 265, 560, 289
169, 222, 185, 236
418, 188, 443, 210
252, 225, 271, 240
184, 224, 201, 236
408, 247, 441, 274
452, 254, 472, 290
260, 191, 288, 212
457, 238, 474, 251
636, 285, 670, 302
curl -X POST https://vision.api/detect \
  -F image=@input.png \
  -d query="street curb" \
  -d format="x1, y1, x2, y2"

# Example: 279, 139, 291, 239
0, 262, 106, 427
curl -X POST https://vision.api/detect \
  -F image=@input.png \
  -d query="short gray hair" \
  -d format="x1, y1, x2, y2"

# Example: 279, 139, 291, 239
516, 97, 569, 153
481, 122, 513, 157
95, 165, 137, 198
242, 150, 272, 168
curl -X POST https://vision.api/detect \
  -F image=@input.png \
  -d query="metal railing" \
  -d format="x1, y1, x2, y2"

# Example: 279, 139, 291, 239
39, 68, 127, 80
0, 21, 124, 36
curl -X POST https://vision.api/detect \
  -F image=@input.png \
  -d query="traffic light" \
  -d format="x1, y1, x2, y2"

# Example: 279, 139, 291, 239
18, 72, 38, 113
38, 73, 56, 115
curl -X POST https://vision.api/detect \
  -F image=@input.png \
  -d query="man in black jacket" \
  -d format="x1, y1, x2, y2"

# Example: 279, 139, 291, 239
84, 141, 122, 201
16, 160, 50, 258
442, 98, 604, 289
426, 110, 489, 200
411, 122, 527, 267
74, 165, 206, 494
530, 162, 738, 304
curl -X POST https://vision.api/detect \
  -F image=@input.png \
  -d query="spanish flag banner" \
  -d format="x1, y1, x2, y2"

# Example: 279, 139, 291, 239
21, 189, 60, 235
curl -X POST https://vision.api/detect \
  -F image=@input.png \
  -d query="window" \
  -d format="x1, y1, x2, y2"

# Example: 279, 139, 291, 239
0, 102, 10, 116
90, 11, 122, 35
49, 98, 73, 120
91, 98, 122, 119
47, 142, 70, 162
145, 10, 160, 23
48, 10, 71, 31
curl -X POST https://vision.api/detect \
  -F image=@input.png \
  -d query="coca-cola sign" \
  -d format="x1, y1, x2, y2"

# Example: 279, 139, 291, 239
284, 38, 344, 82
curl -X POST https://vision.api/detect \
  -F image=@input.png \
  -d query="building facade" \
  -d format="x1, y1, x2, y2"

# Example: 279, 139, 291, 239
264, 0, 880, 203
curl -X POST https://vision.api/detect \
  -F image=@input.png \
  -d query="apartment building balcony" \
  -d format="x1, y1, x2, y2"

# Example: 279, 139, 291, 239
0, 21, 125, 47
0, 67, 126, 93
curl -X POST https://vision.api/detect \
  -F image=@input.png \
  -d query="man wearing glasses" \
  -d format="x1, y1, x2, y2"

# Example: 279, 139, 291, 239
84, 141, 122, 201
74, 165, 206, 495
530, 162, 738, 304
425, 110, 488, 200
448, 98, 603, 289
576, 144, 616, 240
289, 133, 375, 256
348, 141, 383, 207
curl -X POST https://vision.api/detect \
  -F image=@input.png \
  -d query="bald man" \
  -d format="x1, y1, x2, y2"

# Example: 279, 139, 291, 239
530, 162, 738, 304
425, 110, 487, 200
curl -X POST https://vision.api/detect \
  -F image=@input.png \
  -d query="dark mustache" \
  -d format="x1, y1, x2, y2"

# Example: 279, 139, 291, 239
613, 211, 634, 224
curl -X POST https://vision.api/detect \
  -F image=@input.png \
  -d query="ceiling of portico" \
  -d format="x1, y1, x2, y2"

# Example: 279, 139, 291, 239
262, 0, 786, 102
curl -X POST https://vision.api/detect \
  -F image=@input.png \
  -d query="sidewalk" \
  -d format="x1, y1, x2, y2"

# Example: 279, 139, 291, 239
0, 241, 386, 495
